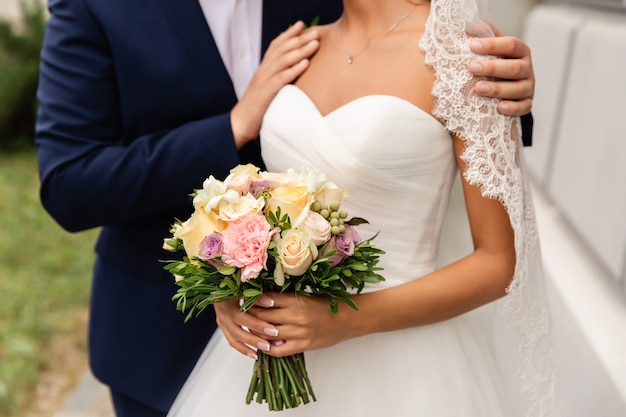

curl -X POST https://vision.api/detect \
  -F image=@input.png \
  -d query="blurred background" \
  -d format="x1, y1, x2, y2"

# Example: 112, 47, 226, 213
0, 0, 624, 416
497, 1, 626, 417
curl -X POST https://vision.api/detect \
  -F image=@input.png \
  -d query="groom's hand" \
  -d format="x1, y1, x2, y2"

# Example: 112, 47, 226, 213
231, 21, 320, 149
468, 35, 535, 117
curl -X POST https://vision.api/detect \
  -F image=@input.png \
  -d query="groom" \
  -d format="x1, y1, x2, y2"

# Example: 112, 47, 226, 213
35, 1, 536, 416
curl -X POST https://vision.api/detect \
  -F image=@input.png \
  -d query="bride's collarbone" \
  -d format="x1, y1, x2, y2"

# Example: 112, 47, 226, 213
296, 56, 434, 118
298, 27, 433, 113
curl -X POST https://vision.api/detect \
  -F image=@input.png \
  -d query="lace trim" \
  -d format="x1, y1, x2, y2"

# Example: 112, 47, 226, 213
420, 1, 561, 416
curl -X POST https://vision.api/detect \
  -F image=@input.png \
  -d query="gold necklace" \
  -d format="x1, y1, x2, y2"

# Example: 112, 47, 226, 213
339, 4, 418, 64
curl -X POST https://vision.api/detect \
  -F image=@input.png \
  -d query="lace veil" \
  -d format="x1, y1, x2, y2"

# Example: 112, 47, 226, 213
420, 1, 562, 416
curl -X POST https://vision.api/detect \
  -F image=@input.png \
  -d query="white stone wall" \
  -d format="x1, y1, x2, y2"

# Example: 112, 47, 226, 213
486, 0, 541, 37
523, 4, 626, 416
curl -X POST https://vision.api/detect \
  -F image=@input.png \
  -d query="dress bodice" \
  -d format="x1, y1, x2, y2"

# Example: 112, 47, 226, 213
261, 85, 457, 288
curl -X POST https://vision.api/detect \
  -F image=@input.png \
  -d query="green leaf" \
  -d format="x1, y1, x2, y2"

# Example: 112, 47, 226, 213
243, 288, 262, 297
218, 265, 237, 275
345, 217, 369, 226
307, 16, 320, 28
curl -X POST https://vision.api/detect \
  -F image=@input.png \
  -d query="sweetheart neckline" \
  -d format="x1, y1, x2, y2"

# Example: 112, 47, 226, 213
284, 84, 444, 127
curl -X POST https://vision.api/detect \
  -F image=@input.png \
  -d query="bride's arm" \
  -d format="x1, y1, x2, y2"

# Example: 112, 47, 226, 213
214, 134, 516, 358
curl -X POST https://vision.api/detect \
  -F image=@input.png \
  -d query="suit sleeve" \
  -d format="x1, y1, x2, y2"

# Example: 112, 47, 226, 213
520, 113, 533, 147
36, 0, 243, 233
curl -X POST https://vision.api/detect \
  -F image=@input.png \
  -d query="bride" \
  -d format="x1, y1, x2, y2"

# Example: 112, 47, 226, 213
168, 0, 561, 416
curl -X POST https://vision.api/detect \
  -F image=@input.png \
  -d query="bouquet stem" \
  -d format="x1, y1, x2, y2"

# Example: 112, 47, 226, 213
246, 352, 316, 411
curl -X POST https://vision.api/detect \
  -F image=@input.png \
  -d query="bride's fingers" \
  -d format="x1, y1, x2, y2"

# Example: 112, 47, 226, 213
214, 299, 278, 359
247, 293, 348, 357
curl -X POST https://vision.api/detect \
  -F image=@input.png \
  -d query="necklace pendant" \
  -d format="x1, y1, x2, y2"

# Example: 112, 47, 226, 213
347, 56, 353, 64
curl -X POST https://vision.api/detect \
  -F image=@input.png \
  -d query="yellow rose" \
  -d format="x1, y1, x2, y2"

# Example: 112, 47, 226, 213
276, 229, 318, 276
175, 207, 222, 259
314, 183, 348, 207
267, 184, 312, 228
230, 163, 261, 177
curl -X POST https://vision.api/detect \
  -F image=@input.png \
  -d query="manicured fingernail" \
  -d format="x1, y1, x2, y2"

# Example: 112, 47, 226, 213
469, 62, 483, 73
499, 102, 510, 112
258, 294, 274, 308
247, 352, 258, 360
471, 40, 483, 51
264, 327, 279, 337
478, 83, 489, 93
271, 339, 286, 346
257, 341, 271, 352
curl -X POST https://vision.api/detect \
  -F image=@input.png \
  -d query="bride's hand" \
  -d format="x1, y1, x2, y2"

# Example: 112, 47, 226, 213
244, 292, 358, 358
230, 21, 320, 148
214, 294, 280, 359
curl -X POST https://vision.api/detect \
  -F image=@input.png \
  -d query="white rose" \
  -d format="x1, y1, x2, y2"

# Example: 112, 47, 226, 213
217, 192, 265, 222
193, 175, 227, 212
287, 166, 328, 194
276, 229, 318, 276
301, 211, 332, 246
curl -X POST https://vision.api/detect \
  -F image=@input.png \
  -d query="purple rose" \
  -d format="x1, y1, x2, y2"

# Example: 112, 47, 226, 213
325, 225, 361, 267
250, 180, 272, 197
199, 233, 223, 265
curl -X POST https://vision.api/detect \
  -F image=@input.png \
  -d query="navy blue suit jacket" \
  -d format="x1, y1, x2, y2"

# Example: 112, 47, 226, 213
35, 0, 342, 412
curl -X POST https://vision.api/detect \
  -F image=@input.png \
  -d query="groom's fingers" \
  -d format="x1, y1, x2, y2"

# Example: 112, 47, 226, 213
264, 21, 319, 69
468, 36, 535, 116
470, 36, 530, 60
230, 23, 320, 146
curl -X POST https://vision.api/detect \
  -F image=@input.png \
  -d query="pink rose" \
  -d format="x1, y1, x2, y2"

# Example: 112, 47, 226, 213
302, 211, 332, 246
325, 225, 361, 267
221, 214, 274, 281
225, 174, 252, 195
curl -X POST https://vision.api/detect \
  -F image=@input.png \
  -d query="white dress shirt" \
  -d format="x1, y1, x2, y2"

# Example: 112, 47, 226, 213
199, 0, 263, 99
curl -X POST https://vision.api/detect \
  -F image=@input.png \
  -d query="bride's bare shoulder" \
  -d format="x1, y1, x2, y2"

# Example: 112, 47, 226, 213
306, 21, 335, 38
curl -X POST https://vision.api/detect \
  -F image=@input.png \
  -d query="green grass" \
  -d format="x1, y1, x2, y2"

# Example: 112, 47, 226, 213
0, 148, 99, 416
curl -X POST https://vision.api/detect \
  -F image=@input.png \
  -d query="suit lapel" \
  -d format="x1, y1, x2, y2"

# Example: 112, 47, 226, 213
261, 0, 298, 53
157, 0, 235, 100
261, 0, 343, 54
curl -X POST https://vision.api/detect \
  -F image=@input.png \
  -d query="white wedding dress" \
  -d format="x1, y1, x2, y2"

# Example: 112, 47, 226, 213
168, 2, 561, 416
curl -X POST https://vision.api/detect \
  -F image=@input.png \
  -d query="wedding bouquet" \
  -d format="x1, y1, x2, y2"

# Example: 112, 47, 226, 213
163, 163, 385, 411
